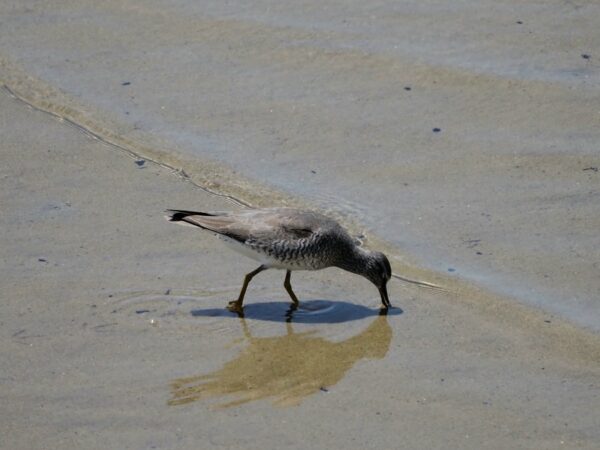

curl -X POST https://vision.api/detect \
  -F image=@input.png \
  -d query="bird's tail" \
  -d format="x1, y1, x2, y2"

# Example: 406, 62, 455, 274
166, 209, 217, 222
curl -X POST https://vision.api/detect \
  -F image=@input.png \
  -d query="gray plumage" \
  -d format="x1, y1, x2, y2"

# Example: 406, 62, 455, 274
166, 208, 392, 311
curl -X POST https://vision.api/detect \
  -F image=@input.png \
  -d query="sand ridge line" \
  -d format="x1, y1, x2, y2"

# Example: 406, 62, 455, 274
2, 83, 252, 209
0, 57, 415, 253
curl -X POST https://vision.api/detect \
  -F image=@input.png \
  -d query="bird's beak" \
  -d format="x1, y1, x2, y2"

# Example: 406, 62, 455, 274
379, 283, 391, 309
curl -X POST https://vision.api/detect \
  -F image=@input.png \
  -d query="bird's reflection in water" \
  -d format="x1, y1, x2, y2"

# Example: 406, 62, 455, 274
169, 302, 395, 408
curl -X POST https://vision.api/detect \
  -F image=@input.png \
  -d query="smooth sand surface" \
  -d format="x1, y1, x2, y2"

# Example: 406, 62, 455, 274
2, 85, 600, 449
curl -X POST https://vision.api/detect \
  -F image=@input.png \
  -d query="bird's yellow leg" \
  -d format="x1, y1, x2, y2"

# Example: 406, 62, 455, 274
227, 265, 266, 311
283, 270, 300, 306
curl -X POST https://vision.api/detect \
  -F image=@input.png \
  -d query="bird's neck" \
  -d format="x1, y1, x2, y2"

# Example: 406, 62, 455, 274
336, 246, 374, 276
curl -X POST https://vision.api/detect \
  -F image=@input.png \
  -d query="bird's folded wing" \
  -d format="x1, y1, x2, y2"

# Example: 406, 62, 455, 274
185, 212, 317, 243
167, 208, 325, 244
176, 214, 252, 243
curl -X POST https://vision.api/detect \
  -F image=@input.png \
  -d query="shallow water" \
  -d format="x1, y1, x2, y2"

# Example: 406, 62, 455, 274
105, 286, 401, 407
171, 306, 396, 408
1, 0, 599, 330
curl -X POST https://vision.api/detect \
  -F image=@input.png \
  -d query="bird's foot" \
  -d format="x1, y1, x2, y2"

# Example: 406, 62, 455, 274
226, 300, 243, 313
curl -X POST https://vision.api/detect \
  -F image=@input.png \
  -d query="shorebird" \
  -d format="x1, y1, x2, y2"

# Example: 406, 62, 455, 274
166, 208, 392, 312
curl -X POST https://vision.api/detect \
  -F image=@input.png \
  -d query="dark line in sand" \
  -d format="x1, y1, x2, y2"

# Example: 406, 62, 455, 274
390, 273, 447, 292
2, 84, 252, 208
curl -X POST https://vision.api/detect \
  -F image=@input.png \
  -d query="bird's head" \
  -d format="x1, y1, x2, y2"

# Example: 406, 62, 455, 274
364, 251, 392, 308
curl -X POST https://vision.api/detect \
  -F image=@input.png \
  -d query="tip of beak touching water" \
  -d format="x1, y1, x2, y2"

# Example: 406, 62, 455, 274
379, 283, 391, 309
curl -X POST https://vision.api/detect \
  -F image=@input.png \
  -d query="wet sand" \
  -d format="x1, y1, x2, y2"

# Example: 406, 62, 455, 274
2, 1, 600, 448
2, 83, 600, 449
